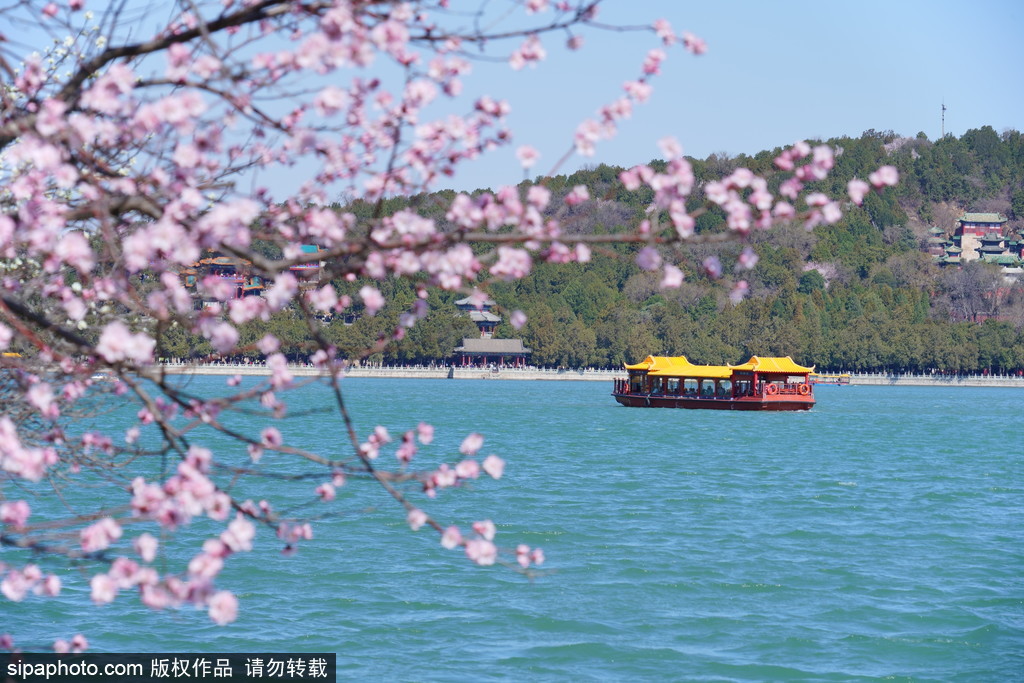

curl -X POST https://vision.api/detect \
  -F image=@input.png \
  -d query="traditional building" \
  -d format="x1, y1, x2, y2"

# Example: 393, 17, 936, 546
180, 245, 326, 307
455, 294, 501, 338
937, 212, 1022, 274
955, 212, 1008, 261
926, 226, 947, 256
453, 338, 531, 368
452, 292, 531, 366
936, 243, 962, 266
289, 244, 328, 289
957, 212, 1008, 237
180, 255, 264, 308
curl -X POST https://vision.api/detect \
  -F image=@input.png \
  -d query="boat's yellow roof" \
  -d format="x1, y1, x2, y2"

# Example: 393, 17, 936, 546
732, 356, 814, 374
624, 355, 733, 379
624, 355, 813, 377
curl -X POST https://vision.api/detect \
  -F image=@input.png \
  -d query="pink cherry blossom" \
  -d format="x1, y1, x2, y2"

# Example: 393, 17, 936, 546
221, 515, 255, 553
510, 310, 527, 330
90, 573, 117, 604
70, 634, 88, 652
490, 247, 532, 280
658, 136, 682, 160
642, 48, 666, 75
472, 519, 496, 541
208, 590, 238, 625
247, 444, 263, 462
0, 501, 30, 527
260, 427, 283, 449
465, 538, 497, 566
455, 459, 480, 479
316, 483, 336, 502
406, 508, 428, 531
134, 534, 159, 563
308, 285, 338, 311
96, 321, 156, 365
737, 247, 759, 271
653, 18, 676, 45
257, 335, 280, 355
636, 247, 662, 271
661, 264, 684, 289
208, 322, 239, 354
37, 574, 61, 597
682, 32, 707, 55
729, 280, 750, 304
188, 552, 223, 579
267, 353, 293, 390
509, 35, 546, 70
360, 286, 385, 316
868, 165, 899, 188
703, 256, 723, 279
441, 525, 463, 550
822, 201, 843, 224
527, 185, 551, 210
80, 517, 123, 553
416, 422, 434, 445
847, 178, 870, 205
482, 454, 505, 479
516, 145, 540, 169
564, 185, 590, 206
460, 432, 484, 456
1, 570, 30, 602
623, 80, 652, 103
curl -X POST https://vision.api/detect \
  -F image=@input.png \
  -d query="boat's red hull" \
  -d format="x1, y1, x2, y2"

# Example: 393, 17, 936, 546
612, 392, 814, 411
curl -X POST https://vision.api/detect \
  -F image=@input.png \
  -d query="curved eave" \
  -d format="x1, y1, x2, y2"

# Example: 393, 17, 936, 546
734, 356, 815, 374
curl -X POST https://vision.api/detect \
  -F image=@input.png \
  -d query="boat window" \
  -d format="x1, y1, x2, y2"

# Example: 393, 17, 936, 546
667, 378, 679, 393
683, 378, 698, 395
718, 380, 731, 397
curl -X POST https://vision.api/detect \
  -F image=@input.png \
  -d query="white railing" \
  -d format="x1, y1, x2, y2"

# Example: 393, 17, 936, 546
155, 362, 1024, 386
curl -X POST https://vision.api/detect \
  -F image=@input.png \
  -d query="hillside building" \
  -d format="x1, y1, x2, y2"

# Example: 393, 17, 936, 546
935, 212, 1022, 276
955, 212, 1008, 261
180, 246, 327, 308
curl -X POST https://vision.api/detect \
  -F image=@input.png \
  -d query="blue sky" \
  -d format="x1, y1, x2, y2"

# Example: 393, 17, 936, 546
11, 0, 1021, 199
437, 0, 1024, 193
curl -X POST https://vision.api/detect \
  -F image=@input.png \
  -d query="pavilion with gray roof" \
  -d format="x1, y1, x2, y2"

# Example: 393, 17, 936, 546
453, 338, 531, 368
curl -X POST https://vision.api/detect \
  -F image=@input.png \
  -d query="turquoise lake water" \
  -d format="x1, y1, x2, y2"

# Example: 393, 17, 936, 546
4, 378, 1023, 681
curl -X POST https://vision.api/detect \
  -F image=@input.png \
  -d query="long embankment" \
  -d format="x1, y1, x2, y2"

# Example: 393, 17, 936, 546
156, 364, 1024, 388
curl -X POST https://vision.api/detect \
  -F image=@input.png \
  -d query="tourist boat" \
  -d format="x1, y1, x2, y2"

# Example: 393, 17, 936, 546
810, 372, 850, 385
612, 355, 815, 411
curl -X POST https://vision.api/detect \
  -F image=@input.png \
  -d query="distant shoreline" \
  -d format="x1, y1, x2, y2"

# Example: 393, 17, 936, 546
153, 363, 1024, 388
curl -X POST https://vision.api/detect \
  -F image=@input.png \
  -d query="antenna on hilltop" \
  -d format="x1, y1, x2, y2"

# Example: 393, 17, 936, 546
941, 101, 947, 138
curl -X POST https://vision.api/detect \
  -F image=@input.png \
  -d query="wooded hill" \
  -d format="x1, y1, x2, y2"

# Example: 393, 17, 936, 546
161, 127, 1024, 373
